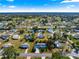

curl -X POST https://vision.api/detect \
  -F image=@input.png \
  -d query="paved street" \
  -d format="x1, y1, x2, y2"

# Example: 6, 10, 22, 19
19, 53, 52, 57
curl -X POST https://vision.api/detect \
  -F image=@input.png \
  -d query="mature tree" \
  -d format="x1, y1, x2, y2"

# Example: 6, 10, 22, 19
32, 26, 38, 32
19, 29, 24, 34
47, 36, 54, 50
51, 52, 70, 59
30, 33, 35, 42
2, 46, 17, 59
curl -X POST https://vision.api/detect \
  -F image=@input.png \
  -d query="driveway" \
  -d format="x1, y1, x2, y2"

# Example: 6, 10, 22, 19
35, 48, 40, 53
68, 56, 74, 59
24, 49, 31, 59
0, 49, 3, 59
35, 48, 46, 59
42, 56, 45, 59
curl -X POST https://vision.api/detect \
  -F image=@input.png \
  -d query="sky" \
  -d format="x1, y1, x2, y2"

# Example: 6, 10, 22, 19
0, 0, 79, 12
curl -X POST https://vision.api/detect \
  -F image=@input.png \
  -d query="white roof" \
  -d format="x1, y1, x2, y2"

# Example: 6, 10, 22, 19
4, 43, 12, 46
13, 34, 20, 39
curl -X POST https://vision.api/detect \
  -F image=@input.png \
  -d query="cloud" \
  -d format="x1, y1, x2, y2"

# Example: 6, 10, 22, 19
2, 5, 6, 7
0, 7, 79, 12
8, 5, 16, 8
66, 5, 75, 8
61, 0, 79, 3
6, 0, 14, 2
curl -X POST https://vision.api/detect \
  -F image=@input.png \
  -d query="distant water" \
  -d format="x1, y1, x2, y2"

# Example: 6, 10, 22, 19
0, 12, 79, 16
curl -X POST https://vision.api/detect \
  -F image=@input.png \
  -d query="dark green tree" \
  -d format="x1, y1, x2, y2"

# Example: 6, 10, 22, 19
51, 52, 70, 59
2, 46, 17, 59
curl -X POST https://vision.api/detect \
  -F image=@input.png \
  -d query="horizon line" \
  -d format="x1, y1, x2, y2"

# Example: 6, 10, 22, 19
0, 12, 79, 13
